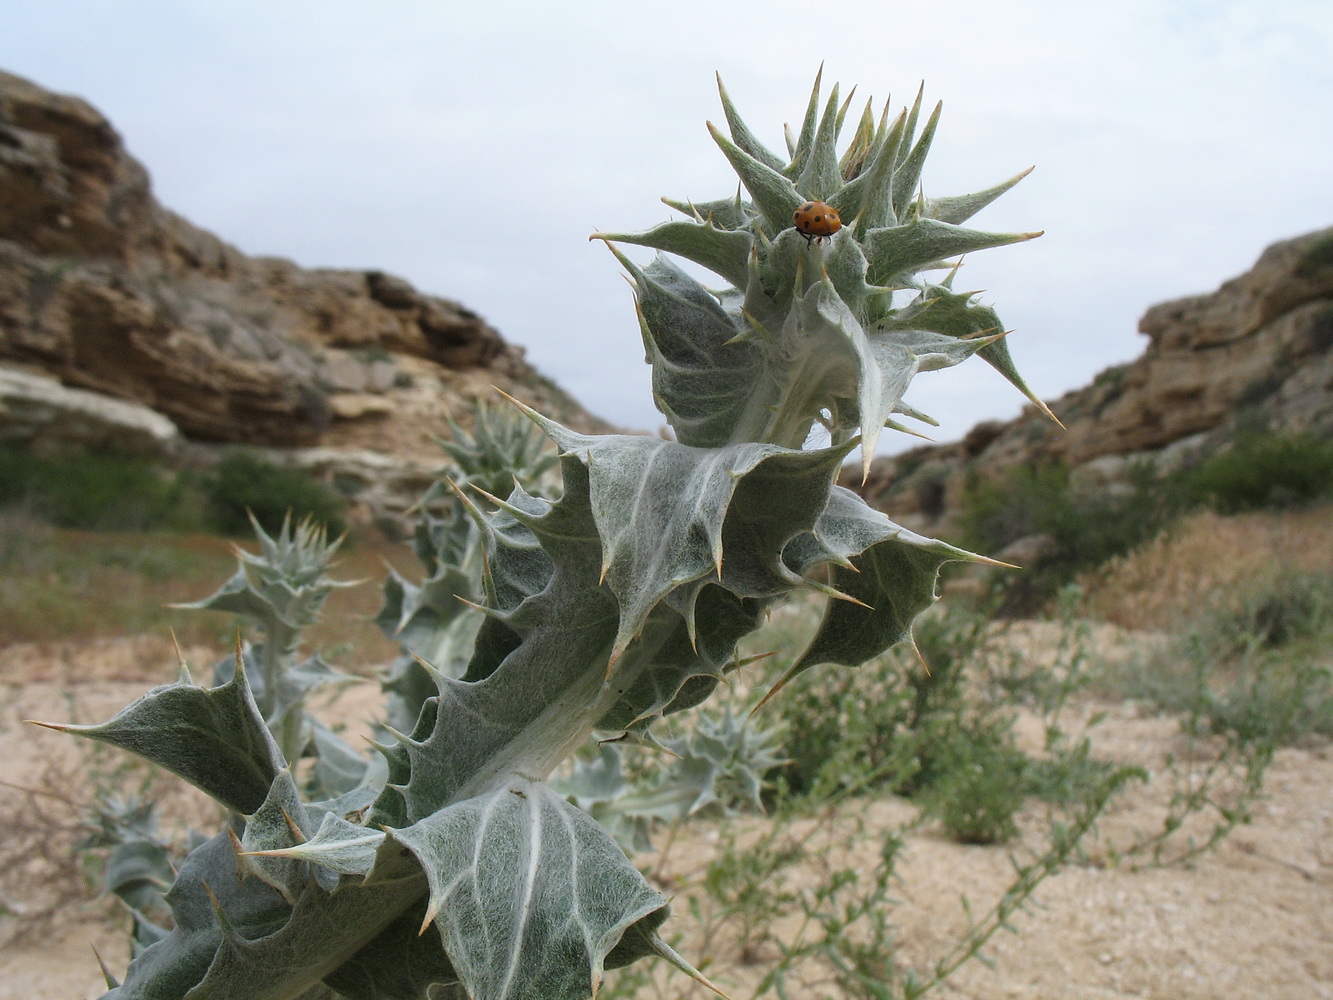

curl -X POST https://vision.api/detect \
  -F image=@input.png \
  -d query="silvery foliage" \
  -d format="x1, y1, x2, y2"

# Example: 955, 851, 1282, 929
43, 71, 1041, 1000
552, 707, 788, 854
175, 514, 363, 779
84, 516, 368, 958
377, 401, 560, 734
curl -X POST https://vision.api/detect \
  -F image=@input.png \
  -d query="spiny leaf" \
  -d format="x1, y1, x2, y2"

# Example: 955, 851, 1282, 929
785, 63, 824, 179
535, 420, 850, 660
239, 769, 320, 902
708, 122, 805, 237
617, 252, 761, 448
660, 190, 750, 231
897, 83, 925, 169
251, 811, 386, 878
391, 780, 669, 1000
925, 166, 1035, 226
119, 828, 428, 1000
593, 221, 752, 291
977, 335, 1064, 428
864, 218, 1042, 286
765, 488, 984, 699
796, 82, 843, 200
716, 72, 786, 173
841, 108, 907, 234
892, 100, 942, 218
838, 97, 878, 181
33, 657, 283, 815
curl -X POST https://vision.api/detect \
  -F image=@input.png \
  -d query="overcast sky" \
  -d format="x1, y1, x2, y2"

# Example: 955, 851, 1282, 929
4, 1, 1331, 452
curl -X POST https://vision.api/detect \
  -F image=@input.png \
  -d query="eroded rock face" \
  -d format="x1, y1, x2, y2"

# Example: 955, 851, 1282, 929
0, 69, 605, 458
854, 227, 1333, 537
0, 364, 180, 457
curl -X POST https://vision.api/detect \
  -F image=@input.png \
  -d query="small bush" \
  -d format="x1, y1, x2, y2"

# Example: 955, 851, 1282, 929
769, 603, 1063, 845
957, 459, 1174, 614
202, 452, 348, 537
1116, 572, 1333, 745
1208, 571, 1333, 654
0, 444, 205, 532
956, 460, 1068, 552
1171, 429, 1333, 514
919, 735, 1027, 844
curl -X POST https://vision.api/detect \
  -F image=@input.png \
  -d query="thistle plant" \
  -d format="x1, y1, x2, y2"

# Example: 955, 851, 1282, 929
35, 70, 1044, 1000
174, 513, 364, 789
553, 707, 788, 854
377, 400, 559, 733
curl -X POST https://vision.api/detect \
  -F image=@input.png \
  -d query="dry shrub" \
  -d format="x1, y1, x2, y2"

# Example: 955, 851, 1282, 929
0, 756, 102, 942
1080, 504, 1333, 630
0, 743, 219, 947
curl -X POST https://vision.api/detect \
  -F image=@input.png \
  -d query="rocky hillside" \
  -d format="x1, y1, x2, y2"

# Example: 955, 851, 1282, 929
0, 69, 606, 517
851, 226, 1333, 538
4, 68, 1329, 538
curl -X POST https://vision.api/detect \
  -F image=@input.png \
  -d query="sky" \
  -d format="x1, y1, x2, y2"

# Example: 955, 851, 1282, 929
4, 0, 1331, 453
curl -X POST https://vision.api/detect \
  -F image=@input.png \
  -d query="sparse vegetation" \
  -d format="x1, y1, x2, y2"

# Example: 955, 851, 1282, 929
1080, 503, 1333, 629
200, 451, 349, 537
0, 443, 350, 539
0, 444, 204, 533
1114, 571, 1333, 745
1173, 426, 1333, 514
957, 458, 1173, 613
3, 69, 1330, 1000
957, 425, 1333, 614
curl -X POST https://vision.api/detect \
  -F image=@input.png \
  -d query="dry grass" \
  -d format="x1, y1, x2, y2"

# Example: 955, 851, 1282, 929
0, 754, 103, 938
2, 505, 1331, 997
1078, 504, 1333, 630
0, 680, 223, 948
0, 515, 418, 672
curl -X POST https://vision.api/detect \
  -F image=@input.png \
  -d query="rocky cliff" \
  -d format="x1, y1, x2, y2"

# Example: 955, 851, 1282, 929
0, 69, 606, 515
5, 69, 1330, 539
851, 226, 1333, 538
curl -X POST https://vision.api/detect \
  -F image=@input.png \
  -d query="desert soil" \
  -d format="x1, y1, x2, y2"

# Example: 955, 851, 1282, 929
0, 630, 1329, 1000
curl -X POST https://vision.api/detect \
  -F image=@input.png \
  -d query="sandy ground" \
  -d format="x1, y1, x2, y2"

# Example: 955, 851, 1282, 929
0, 633, 1329, 1000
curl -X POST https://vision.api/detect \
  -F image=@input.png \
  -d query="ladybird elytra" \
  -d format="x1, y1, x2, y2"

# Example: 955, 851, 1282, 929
792, 200, 842, 246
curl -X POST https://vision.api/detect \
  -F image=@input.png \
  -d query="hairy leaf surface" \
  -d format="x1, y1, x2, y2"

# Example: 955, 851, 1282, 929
393, 779, 669, 1000
54, 664, 283, 815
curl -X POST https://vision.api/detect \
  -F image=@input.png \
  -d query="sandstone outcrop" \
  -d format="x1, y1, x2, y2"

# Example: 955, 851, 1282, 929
0, 364, 180, 457
852, 226, 1333, 538
0, 68, 606, 492
5, 69, 1329, 539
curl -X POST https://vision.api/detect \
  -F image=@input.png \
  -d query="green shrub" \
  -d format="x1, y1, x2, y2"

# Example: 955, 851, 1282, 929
0, 444, 349, 539
0, 444, 204, 532
1171, 428, 1333, 513
918, 734, 1027, 844
1116, 571, 1333, 745
958, 460, 1174, 613
957, 460, 1070, 554
202, 451, 347, 537
771, 602, 1060, 845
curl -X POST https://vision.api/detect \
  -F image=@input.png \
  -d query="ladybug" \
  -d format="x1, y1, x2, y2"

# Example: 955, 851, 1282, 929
792, 201, 842, 246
